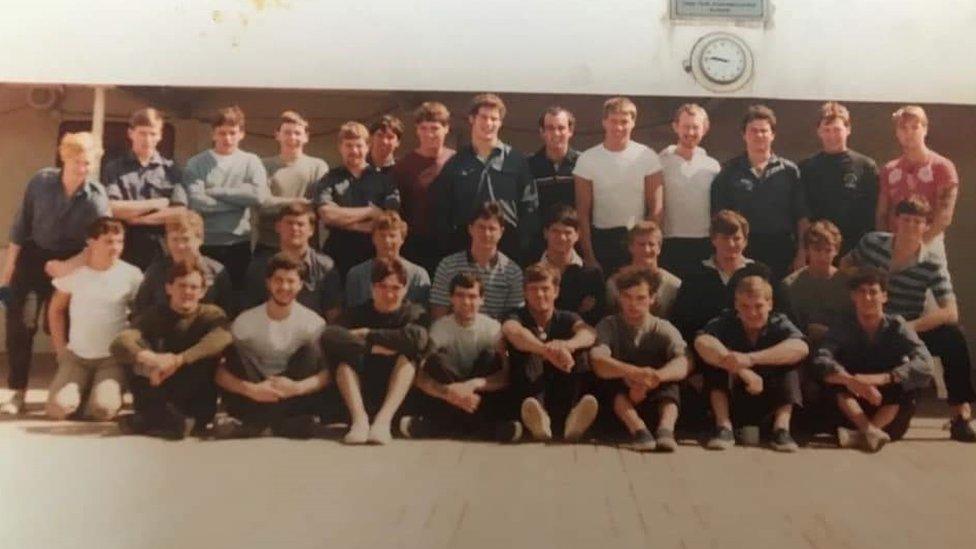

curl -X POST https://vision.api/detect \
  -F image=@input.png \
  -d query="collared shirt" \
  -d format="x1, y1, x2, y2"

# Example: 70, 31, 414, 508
799, 149, 878, 254
366, 154, 396, 174
539, 249, 583, 268
309, 164, 399, 211
9, 168, 110, 253
432, 143, 539, 256
133, 253, 234, 317
848, 231, 953, 320
430, 250, 524, 318
528, 147, 580, 216
573, 141, 661, 229
699, 309, 804, 354
711, 153, 807, 236
659, 145, 720, 238
879, 151, 958, 231
242, 248, 343, 315
345, 256, 431, 308
102, 151, 186, 204
811, 313, 932, 391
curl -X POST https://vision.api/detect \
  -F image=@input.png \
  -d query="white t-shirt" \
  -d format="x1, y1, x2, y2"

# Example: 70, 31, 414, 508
52, 261, 144, 359
573, 141, 662, 229
231, 302, 326, 378
659, 145, 721, 238
429, 314, 501, 377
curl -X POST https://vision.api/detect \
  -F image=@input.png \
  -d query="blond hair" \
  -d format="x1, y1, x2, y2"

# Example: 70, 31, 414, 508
603, 97, 637, 121
337, 121, 370, 143
58, 132, 102, 163
892, 105, 928, 128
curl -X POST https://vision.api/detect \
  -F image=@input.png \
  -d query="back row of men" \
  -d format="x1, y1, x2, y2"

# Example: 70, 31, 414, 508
0, 95, 970, 451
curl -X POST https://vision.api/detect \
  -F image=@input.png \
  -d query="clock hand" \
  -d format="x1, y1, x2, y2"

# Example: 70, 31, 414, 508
706, 56, 729, 63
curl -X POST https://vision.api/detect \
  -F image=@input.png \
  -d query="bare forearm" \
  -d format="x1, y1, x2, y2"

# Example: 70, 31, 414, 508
747, 339, 809, 366
294, 371, 330, 395
694, 335, 730, 367
502, 321, 547, 355
215, 365, 251, 396
656, 355, 690, 383
591, 353, 640, 380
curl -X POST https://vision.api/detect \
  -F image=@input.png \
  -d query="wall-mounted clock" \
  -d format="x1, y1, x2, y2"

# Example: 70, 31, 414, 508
684, 32, 755, 92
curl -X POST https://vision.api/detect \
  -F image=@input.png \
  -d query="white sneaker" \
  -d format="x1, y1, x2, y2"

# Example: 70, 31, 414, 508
864, 426, 891, 453
564, 394, 599, 442
368, 422, 393, 445
520, 397, 552, 441
0, 390, 26, 415
836, 427, 864, 449
344, 421, 370, 444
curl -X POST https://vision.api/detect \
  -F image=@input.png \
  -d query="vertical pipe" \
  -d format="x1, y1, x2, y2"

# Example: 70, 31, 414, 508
90, 85, 106, 180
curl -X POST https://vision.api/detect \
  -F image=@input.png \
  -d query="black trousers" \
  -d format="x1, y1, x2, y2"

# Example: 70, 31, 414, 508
127, 358, 219, 427
402, 234, 440, 277
509, 351, 591, 438
704, 364, 803, 426
415, 350, 513, 438
660, 237, 712, 280
222, 346, 323, 428
830, 384, 917, 441
200, 242, 251, 294
592, 227, 630, 278
744, 233, 796, 281
919, 324, 976, 405
5, 244, 76, 390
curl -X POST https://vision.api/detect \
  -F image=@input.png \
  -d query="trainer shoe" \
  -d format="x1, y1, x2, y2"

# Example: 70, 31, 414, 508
655, 428, 678, 453
836, 427, 863, 449
864, 425, 891, 453
564, 394, 599, 442
0, 390, 26, 415
705, 426, 735, 450
621, 428, 656, 452
212, 417, 266, 439
399, 415, 437, 439
949, 417, 976, 443
770, 428, 799, 452
273, 414, 318, 440
520, 397, 552, 441
493, 420, 523, 443
117, 413, 150, 436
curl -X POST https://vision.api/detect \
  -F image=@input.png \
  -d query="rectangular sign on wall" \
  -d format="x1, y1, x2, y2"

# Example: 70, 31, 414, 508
672, 0, 765, 19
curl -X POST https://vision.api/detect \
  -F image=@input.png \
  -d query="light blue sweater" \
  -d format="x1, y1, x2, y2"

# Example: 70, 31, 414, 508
183, 149, 269, 245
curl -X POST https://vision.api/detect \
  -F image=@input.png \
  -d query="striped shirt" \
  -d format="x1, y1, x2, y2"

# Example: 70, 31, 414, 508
849, 231, 954, 320
430, 251, 524, 319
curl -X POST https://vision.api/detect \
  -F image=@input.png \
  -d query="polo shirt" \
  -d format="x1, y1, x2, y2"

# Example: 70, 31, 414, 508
699, 309, 804, 354
9, 168, 110, 253
103, 151, 187, 268
878, 151, 958, 230
573, 141, 661, 229
430, 250, 524, 319
242, 248, 343, 315
811, 314, 933, 391
506, 308, 583, 374
848, 231, 954, 321
431, 143, 539, 256
799, 150, 878, 253
659, 145, 720, 239
345, 256, 431, 308
592, 313, 687, 368
711, 153, 807, 236
528, 147, 580, 217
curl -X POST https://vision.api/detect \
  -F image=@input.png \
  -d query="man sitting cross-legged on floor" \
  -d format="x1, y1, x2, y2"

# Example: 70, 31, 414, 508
323, 257, 429, 445
812, 267, 933, 452
503, 263, 599, 442
590, 267, 690, 452
46, 218, 144, 421
399, 272, 522, 442
111, 260, 233, 439
695, 275, 810, 452
214, 253, 330, 439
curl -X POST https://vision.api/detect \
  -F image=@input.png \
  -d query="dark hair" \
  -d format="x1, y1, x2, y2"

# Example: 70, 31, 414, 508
894, 195, 932, 218
470, 201, 506, 228
847, 266, 888, 293
213, 105, 245, 129
166, 259, 207, 285
265, 252, 305, 280
369, 114, 405, 139
129, 107, 164, 129
413, 101, 451, 126
449, 272, 484, 296
276, 201, 316, 224
538, 106, 576, 130
627, 220, 662, 245
614, 266, 661, 294
803, 219, 843, 250
371, 257, 407, 286
741, 104, 777, 133
87, 217, 126, 240
544, 204, 580, 230
523, 263, 561, 288
468, 93, 507, 119
710, 210, 750, 239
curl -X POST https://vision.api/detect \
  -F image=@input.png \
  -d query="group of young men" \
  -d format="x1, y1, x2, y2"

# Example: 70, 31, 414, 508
0, 93, 971, 454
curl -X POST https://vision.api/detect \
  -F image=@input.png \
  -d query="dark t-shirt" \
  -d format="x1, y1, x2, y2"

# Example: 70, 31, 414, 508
341, 300, 427, 330
556, 264, 606, 326
391, 149, 455, 237
699, 309, 804, 354
799, 150, 878, 254
506, 308, 583, 370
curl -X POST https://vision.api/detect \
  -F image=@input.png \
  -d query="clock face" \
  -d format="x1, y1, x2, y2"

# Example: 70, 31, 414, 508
700, 38, 747, 84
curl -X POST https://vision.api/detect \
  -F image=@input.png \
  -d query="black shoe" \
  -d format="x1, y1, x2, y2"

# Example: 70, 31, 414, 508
212, 417, 266, 439
273, 414, 318, 439
151, 407, 193, 441
705, 426, 735, 450
117, 413, 150, 435
492, 420, 523, 443
399, 415, 438, 439
949, 417, 976, 443
621, 428, 656, 452
770, 428, 799, 452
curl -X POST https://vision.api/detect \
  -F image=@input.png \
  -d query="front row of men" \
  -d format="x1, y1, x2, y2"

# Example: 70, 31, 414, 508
38, 199, 967, 453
